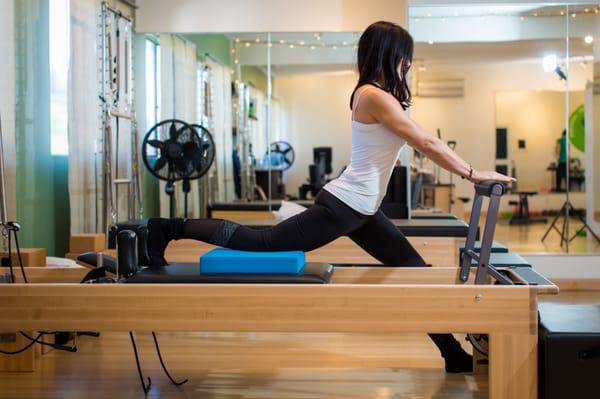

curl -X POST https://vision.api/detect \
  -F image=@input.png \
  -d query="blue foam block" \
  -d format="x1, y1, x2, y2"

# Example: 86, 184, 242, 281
200, 249, 305, 274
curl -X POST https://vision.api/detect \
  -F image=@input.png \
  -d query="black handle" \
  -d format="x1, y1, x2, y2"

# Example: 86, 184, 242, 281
117, 230, 139, 276
474, 181, 506, 197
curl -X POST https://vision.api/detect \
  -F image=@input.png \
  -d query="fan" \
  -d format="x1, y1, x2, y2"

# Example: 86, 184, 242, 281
265, 141, 295, 171
141, 119, 215, 217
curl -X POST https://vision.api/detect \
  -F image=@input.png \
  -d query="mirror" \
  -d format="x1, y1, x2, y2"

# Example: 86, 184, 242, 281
409, 3, 571, 220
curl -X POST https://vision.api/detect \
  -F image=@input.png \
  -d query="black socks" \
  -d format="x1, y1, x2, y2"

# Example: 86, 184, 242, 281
147, 218, 242, 267
147, 218, 184, 267
428, 333, 473, 373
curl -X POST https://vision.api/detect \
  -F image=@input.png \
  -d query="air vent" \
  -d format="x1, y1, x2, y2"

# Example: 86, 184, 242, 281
416, 79, 464, 98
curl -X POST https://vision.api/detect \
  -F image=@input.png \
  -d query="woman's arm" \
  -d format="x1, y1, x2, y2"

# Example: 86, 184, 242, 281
359, 88, 515, 184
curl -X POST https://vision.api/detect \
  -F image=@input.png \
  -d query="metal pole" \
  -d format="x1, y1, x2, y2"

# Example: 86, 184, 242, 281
267, 33, 272, 211
565, 4, 570, 253
0, 111, 8, 226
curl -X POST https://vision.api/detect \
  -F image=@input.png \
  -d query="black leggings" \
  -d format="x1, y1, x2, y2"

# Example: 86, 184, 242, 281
178, 190, 463, 360
187, 190, 426, 266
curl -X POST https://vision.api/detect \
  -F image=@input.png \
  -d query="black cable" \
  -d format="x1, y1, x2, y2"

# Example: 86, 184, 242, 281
152, 332, 188, 386
0, 333, 42, 355
13, 230, 28, 283
19, 332, 77, 353
129, 332, 151, 394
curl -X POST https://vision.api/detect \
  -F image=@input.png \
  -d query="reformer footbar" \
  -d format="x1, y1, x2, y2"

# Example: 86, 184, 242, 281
459, 181, 512, 285
458, 181, 553, 287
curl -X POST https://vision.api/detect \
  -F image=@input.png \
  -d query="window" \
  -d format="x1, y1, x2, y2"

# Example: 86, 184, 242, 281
49, 0, 70, 155
145, 37, 161, 132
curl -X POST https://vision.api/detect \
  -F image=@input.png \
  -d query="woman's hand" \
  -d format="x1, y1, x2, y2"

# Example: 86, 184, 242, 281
470, 170, 516, 184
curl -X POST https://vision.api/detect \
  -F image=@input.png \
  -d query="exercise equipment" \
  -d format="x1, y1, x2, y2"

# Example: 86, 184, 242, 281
200, 249, 305, 274
98, 3, 141, 231
538, 303, 600, 399
509, 191, 547, 225
141, 119, 215, 218
298, 147, 332, 200
0, 112, 26, 284
1, 182, 558, 398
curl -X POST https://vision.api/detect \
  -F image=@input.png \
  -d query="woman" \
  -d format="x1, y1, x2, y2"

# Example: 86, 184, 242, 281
148, 21, 515, 373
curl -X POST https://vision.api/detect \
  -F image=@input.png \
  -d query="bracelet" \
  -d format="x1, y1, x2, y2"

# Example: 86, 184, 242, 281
461, 165, 473, 180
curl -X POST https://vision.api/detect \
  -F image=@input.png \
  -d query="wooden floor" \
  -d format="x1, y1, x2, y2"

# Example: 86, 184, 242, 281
489, 217, 600, 254
1, 290, 598, 399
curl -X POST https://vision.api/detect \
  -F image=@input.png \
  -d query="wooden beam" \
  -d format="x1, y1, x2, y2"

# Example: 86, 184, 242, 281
0, 283, 535, 334
0, 266, 88, 283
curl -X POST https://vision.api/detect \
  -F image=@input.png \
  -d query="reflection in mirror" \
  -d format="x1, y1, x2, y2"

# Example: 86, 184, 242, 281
235, 32, 359, 204
408, 3, 580, 223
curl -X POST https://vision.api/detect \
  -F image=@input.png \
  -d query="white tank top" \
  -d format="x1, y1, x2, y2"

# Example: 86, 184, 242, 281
323, 87, 406, 215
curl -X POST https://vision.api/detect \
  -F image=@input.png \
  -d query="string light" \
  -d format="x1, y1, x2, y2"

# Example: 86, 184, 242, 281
235, 37, 240, 43
584, 35, 594, 44
299, 40, 305, 45
428, 40, 434, 45
571, 12, 577, 18
279, 39, 285, 44
310, 46, 315, 50
560, 10, 565, 16
332, 46, 337, 50
533, 12, 538, 17
520, 16, 524, 21
245, 42, 251, 47
230, 48, 236, 53
289, 44, 294, 48
255, 38, 260, 43
268, 42, 273, 47
584, 8, 589, 13
234, 59, 239, 64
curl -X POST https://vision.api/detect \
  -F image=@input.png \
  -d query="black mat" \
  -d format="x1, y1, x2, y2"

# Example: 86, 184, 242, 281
125, 262, 334, 284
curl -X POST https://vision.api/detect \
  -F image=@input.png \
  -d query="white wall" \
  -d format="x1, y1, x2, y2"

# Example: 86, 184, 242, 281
495, 90, 585, 192
136, 0, 407, 33
0, 0, 16, 220
274, 71, 357, 194
410, 61, 592, 200
274, 61, 592, 202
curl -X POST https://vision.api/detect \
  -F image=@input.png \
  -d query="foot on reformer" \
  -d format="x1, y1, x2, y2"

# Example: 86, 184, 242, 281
147, 218, 184, 267
443, 348, 473, 373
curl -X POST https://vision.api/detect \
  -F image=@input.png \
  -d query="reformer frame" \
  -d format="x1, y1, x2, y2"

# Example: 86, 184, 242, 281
0, 182, 558, 398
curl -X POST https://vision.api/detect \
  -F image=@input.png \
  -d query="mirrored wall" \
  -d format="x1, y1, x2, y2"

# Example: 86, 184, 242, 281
139, 3, 600, 247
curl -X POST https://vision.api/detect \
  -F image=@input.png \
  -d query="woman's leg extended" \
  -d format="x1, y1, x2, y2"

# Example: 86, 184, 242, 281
347, 210, 426, 266
347, 210, 472, 372
147, 190, 366, 265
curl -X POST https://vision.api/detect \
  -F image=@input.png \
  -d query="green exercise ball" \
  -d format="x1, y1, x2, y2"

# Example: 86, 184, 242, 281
569, 105, 585, 152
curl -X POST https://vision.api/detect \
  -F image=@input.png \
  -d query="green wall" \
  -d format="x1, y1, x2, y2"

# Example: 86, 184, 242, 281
14, 0, 70, 257
241, 66, 269, 94
184, 33, 231, 65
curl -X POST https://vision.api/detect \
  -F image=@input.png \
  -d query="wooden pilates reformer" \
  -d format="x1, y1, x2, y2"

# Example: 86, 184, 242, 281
0, 182, 557, 399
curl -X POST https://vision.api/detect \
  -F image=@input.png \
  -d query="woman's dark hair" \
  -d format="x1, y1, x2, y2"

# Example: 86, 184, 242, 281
351, 21, 414, 110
